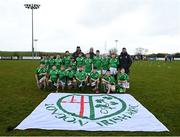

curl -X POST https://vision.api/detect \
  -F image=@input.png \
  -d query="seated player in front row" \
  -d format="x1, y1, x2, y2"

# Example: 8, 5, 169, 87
47, 65, 58, 88
57, 65, 66, 91
65, 65, 76, 89
117, 68, 129, 93
35, 63, 47, 89
89, 67, 100, 93
102, 70, 116, 94
75, 66, 88, 89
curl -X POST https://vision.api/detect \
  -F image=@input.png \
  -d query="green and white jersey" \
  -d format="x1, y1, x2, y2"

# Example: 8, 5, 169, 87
103, 75, 115, 85
76, 56, 85, 67
35, 67, 47, 79
84, 58, 93, 73
48, 69, 58, 82
93, 55, 102, 70
63, 55, 71, 69
117, 73, 129, 81
102, 57, 110, 70
57, 70, 66, 80
54, 57, 62, 69
65, 70, 75, 79
109, 57, 118, 68
75, 70, 87, 81
89, 71, 100, 80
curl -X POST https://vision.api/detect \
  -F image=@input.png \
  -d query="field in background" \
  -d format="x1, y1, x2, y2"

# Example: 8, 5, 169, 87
0, 60, 180, 136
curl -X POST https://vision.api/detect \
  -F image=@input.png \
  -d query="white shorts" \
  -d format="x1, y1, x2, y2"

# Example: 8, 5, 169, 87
110, 67, 117, 75
119, 81, 130, 89
102, 70, 107, 75
39, 76, 46, 83
97, 70, 101, 75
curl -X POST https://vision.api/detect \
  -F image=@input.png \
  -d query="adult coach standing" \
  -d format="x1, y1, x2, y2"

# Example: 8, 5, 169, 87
72, 46, 84, 60
89, 47, 96, 59
118, 47, 132, 74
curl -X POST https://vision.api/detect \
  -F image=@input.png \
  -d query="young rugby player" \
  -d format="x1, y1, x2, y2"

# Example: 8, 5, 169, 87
47, 65, 58, 88
49, 56, 55, 70
84, 53, 93, 75
102, 54, 110, 75
76, 52, 85, 70
54, 55, 62, 70
75, 66, 88, 89
57, 65, 66, 91
102, 70, 116, 94
109, 53, 118, 76
63, 51, 71, 69
70, 57, 77, 73
65, 65, 76, 89
117, 68, 129, 92
89, 67, 100, 93
35, 63, 47, 89
93, 50, 102, 74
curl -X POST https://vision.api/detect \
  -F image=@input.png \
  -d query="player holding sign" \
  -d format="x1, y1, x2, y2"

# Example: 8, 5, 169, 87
89, 67, 100, 93
35, 63, 47, 89
117, 68, 129, 93
102, 70, 116, 94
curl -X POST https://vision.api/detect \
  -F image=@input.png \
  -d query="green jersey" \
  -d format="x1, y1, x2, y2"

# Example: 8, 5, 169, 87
35, 67, 47, 79
84, 58, 93, 73
49, 69, 58, 82
49, 58, 55, 68
70, 61, 77, 72
76, 56, 85, 67
40, 58, 49, 68
63, 55, 71, 69
102, 57, 110, 70
90, 71, 100, 80
65, 70, 75, 79
117, 73, 129, 81
57, 70, 66, 80
54, 58, 62, 69
75, 70, 87, 81
93, 55, 102, 70
103, 75, 115, 85
109, 57, 118, 68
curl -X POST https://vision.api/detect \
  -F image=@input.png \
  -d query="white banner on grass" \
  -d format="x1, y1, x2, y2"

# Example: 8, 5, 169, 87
16, 93, 169, 131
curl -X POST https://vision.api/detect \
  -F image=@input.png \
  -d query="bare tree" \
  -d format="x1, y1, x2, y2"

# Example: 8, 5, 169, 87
109, 48, 118, 55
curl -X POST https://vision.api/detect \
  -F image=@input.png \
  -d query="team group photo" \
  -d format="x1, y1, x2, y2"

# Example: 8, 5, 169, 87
0, 0, 180, 136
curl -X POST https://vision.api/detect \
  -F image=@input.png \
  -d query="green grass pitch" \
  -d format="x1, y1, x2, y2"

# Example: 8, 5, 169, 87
0, 60, 180, 136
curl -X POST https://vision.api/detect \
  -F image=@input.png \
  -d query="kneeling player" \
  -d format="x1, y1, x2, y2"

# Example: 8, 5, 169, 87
47, 65, 58, 88
57, 65, 66, 91
102, 70, 116, 94
89, 67, 100, 93
117, 68, 129, 93
35, 63, 47, 89
75, 66, 88, 90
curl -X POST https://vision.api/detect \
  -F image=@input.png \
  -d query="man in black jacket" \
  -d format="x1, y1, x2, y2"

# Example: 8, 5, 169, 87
118, 48, 132, 74
89, 47, 96, 59
72, 46, 84, 60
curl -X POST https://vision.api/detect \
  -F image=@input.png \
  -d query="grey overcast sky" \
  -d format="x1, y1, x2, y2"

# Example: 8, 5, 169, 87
0, 0, 179, 54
